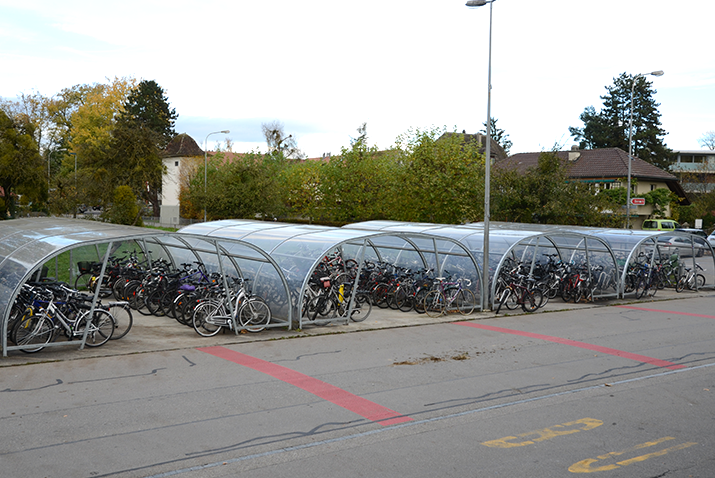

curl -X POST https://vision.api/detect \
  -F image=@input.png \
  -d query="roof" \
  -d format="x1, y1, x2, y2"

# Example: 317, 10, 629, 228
162, 133, 204, 158
496, 148, 689, 203
438, 132, 508, 161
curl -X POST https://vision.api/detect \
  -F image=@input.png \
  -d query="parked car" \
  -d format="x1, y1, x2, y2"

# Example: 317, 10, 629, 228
656, 235, 707, 257
642, 219, 679, 231
708, 231, 715, 248
674, 228, 707, 238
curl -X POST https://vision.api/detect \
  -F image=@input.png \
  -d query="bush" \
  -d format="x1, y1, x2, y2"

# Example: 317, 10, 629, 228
106, 186, 143, 226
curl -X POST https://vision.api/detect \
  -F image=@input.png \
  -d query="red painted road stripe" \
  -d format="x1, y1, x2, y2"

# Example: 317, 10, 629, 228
198, 346, 413, 426
616, 305, 715, 319
455, 322, 685, 370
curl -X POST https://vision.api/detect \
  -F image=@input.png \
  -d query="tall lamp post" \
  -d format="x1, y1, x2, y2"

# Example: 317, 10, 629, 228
204, 130, 230, 222
466, 0, 494, 310
626, 70, 663, 229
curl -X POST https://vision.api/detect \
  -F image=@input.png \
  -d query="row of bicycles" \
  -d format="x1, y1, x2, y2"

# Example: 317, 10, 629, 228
301, 255, 478, 321
494, 254, 619, 314
73, 253, 272, 337
624, 251, 706, 299
8, 281, 133, 353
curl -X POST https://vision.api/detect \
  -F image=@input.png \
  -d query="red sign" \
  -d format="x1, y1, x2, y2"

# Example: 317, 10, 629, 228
631, 198, 646, 205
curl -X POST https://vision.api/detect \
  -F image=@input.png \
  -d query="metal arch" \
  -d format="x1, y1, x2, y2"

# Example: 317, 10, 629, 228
488, 232, 620, 308
295, 231, 483, 327
618, 231, 715, 297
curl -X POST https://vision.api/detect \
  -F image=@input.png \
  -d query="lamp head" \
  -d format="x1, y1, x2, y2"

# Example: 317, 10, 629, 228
650, 70, 664, 77
466, 0, 489, 6
220, 130, 230, 134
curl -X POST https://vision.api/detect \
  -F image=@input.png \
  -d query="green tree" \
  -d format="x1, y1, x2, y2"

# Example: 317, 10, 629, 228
192, 151, 287, 221
392, 127, 483, 224
105, 80, 177, 215
479, 117, 512, 155
492, 151, 621, 227
319, 123, 397, 223
106, 185, 142, 226
569, 73, 671, 169
0, 110, 45, 218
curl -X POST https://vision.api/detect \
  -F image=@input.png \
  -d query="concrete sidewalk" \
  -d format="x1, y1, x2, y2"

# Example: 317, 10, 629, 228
2, 288, 711, 367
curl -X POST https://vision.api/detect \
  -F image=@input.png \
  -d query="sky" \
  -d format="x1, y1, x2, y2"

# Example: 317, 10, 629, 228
2, 0, 714, 158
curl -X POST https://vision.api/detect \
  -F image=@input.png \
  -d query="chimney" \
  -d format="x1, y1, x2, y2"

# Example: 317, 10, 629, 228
568, 146, 581, 162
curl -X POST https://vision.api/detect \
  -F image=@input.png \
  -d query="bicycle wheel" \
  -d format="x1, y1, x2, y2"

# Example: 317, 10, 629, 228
495, 288, 513, 315
635, 278, 647, 299
348, 293, 372, 322
455, 289, 476, 316
74, 273, 94, 292
521, 289, 543, 313
309, 295, 336, 320
192, 300, 224, 337
424, 290, 445, 318
239, 298, 271, 333
76, 309, 114, 347
394, 287, 413, 312
146, 290, 165, 316
12, 314, 54, 353
107, 303, 133, 340
675, 276, 686, 293
372, 283, 391, 309
689, 274, 706, 290
413, 289, 428, 314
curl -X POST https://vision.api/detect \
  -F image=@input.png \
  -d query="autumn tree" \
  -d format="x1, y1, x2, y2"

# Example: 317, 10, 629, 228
570, 73, 671, 169
104, 80, 177, 216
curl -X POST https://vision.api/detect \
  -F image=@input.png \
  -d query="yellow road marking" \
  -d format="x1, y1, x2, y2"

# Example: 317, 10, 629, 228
482, 418, 603, 448
569, 437, 697, 473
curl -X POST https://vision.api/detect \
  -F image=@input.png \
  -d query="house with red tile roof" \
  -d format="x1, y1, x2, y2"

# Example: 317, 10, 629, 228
496, 147, 689, 229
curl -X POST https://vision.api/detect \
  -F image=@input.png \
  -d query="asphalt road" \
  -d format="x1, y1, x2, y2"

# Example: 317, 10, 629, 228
1, 293, 714, 478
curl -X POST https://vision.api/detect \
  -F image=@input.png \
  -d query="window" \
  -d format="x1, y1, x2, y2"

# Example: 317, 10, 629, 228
175, 161, 179, 167
651, 184, 657, 191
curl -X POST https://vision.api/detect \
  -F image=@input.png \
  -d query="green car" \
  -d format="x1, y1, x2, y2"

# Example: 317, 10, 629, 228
642, 219, 679, 231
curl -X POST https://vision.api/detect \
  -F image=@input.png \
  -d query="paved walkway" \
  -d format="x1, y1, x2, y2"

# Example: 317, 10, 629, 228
1, 288, 711, 367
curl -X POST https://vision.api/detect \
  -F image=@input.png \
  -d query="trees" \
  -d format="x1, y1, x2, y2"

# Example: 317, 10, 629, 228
570, 73, 671, 169
105, 80, 177, 216
491, 151, 621, 227
261, 120, 305, 159
392, 128, 483, 224
699, 131, 715, 150
479, 117, 512, 155
0, 110, 45, 218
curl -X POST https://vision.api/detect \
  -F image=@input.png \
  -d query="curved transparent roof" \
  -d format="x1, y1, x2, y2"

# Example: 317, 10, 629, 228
180, 219, 483, 325
1, 218, 291, 356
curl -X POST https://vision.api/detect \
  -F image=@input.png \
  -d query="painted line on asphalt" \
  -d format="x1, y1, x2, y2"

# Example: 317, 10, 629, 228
198, 346, 413, 426
616, 305, 715, 319
455, 322, 686, 370
143, 361, 715, 478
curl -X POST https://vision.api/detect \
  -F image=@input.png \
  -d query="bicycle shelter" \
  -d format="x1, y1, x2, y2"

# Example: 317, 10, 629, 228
0, 218, 292, 356
3, 218, 714, 357
178, 219, 483, 328
344, 221, 715, 306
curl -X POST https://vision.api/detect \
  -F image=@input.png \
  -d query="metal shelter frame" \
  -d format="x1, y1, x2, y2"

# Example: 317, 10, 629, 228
0, 218, 291, 356
179, 220, 483, 329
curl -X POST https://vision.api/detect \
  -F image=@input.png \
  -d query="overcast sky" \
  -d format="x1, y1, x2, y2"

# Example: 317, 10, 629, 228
2, 0, 714, 158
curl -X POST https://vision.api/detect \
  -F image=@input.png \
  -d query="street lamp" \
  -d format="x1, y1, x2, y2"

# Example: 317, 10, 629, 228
467, 0, 495, 310
626, 70, 664, 229
204, 130, 230, 222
